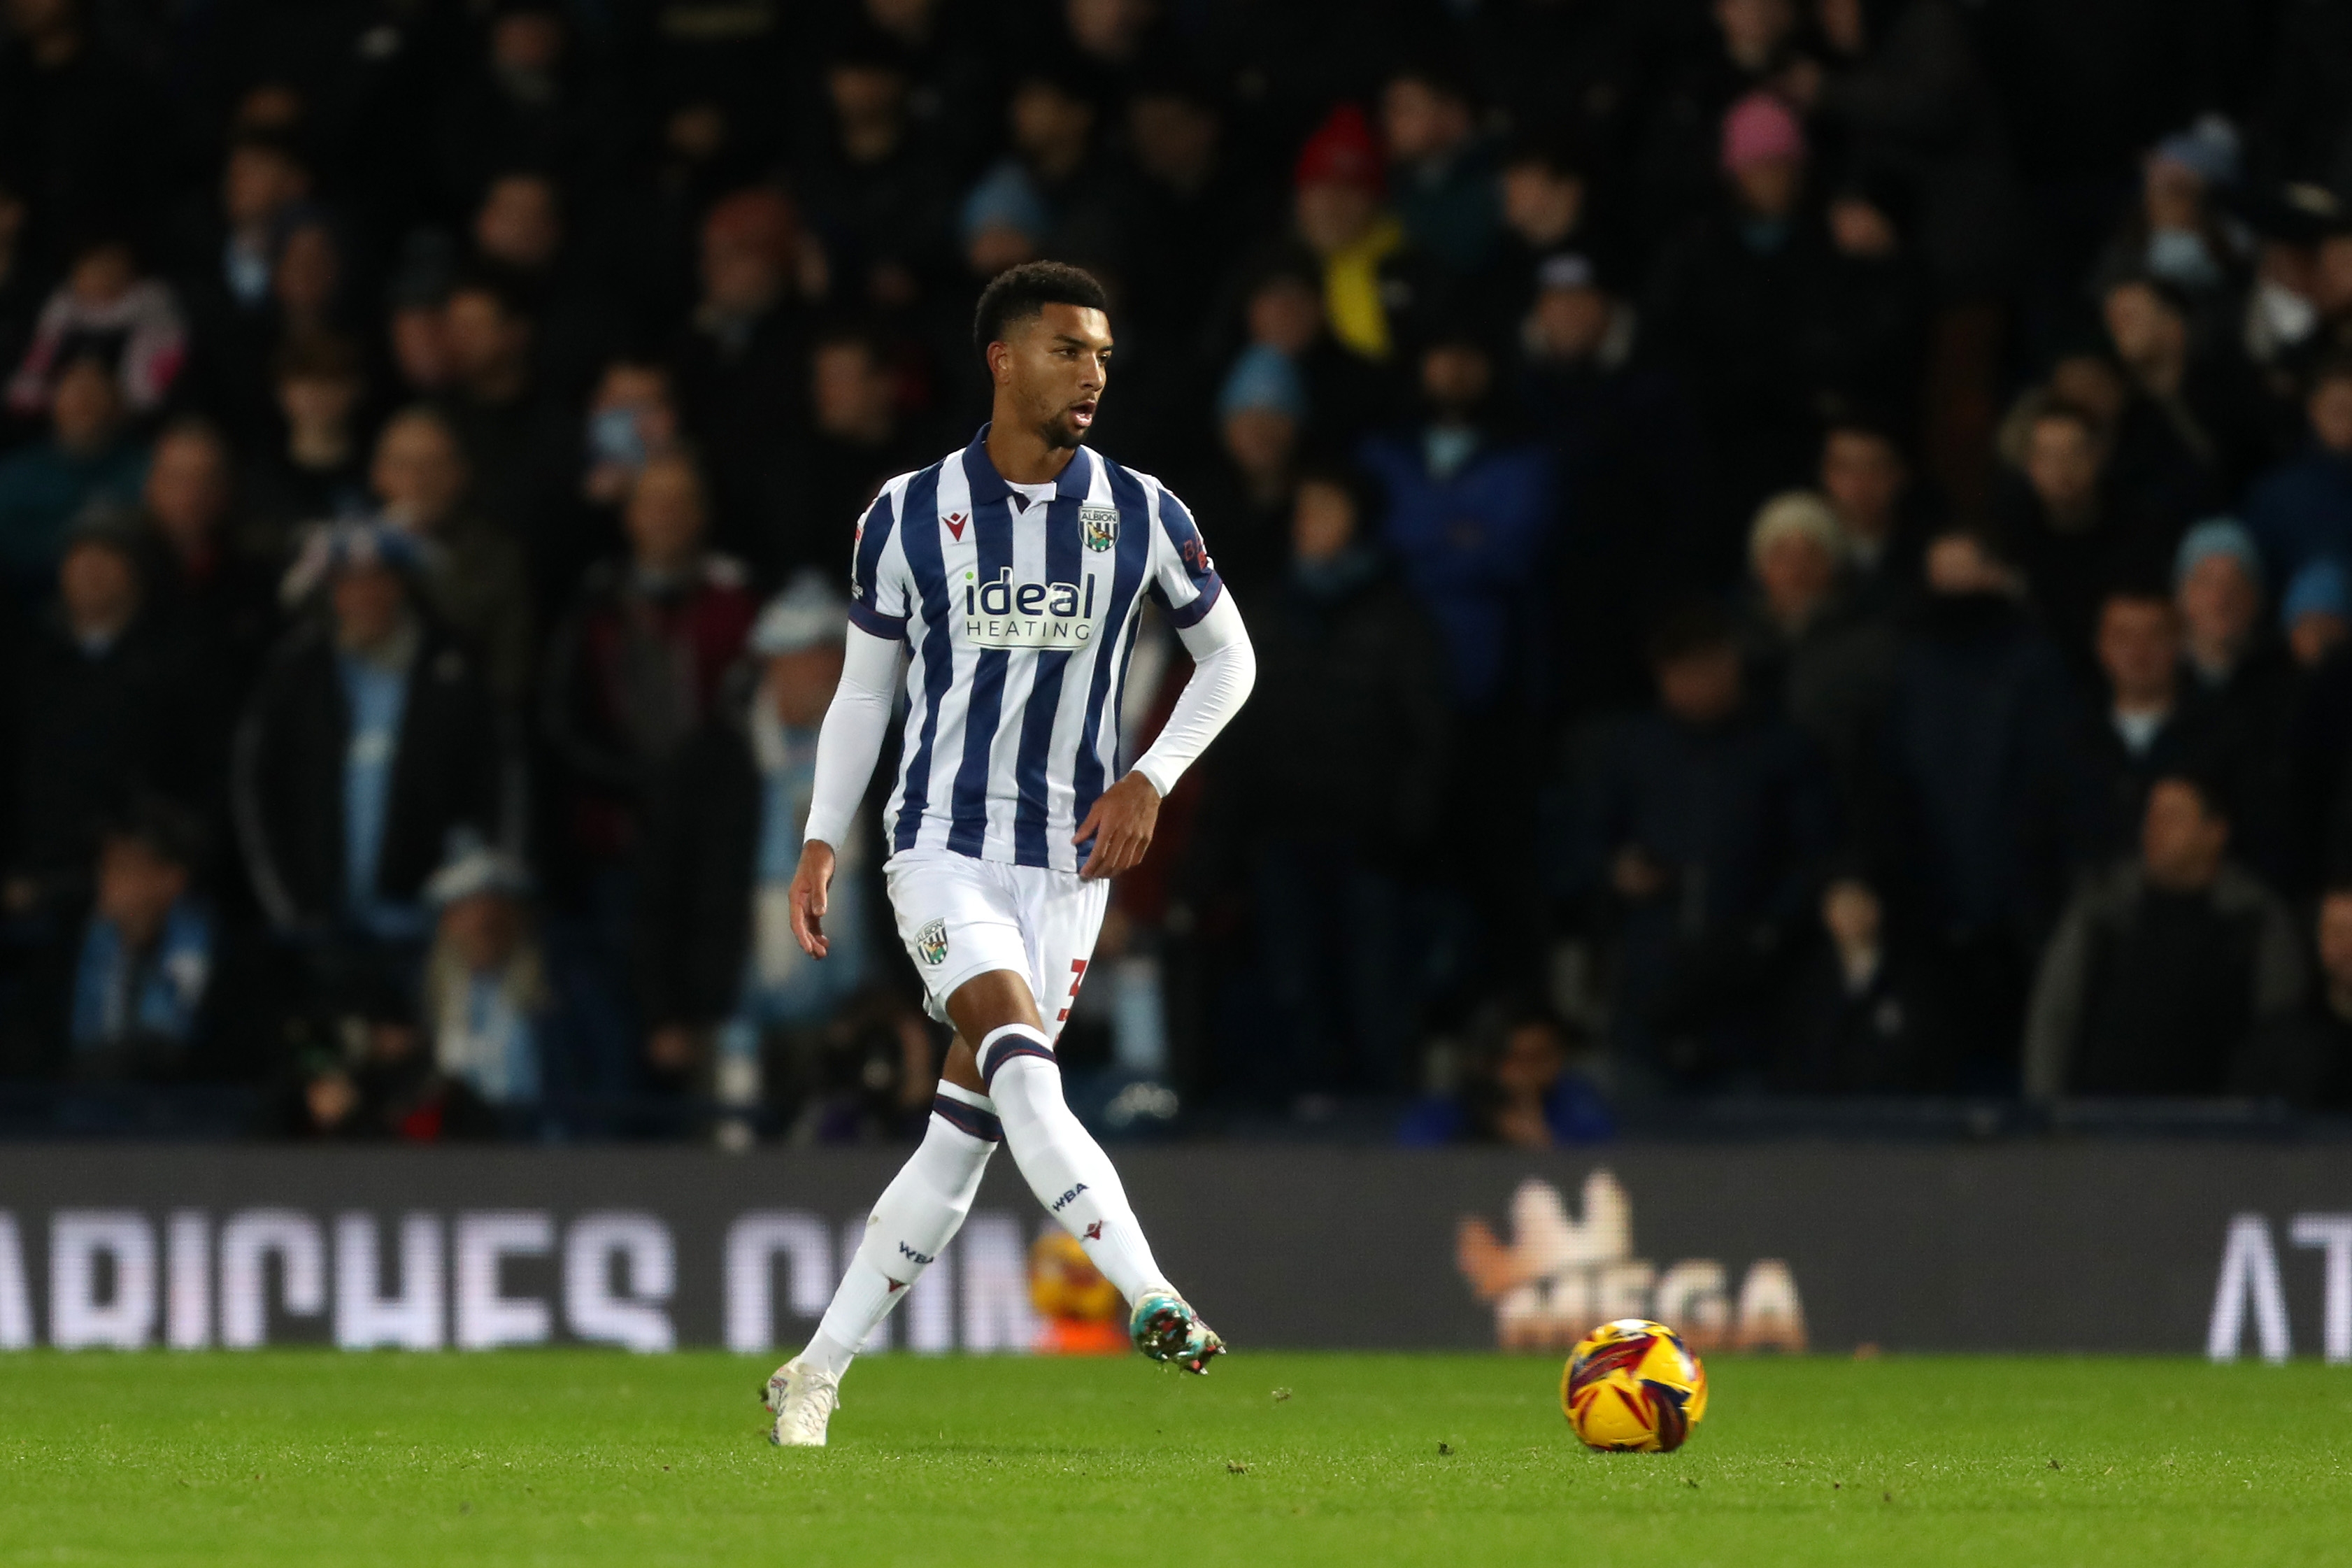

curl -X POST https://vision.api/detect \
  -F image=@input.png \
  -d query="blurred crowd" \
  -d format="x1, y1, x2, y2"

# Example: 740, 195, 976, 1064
4, 0, 2352, 1144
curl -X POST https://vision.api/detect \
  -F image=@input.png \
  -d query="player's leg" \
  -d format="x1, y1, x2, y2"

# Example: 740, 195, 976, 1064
765, 1073, 998, 1445
947, 966, 1223, 1371
767, 854, 1025, 1444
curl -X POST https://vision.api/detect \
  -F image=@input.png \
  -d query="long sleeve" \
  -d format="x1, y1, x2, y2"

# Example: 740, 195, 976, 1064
1131, 592, 1256, 798
800, 625, 901, 849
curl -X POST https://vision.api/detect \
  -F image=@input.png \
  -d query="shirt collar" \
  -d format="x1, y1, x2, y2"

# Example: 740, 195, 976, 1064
964, 423, 1094, 507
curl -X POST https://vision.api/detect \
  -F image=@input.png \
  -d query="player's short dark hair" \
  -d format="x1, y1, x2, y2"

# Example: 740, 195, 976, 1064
1646, 598, 1738, 667
972, 261, 1111, 357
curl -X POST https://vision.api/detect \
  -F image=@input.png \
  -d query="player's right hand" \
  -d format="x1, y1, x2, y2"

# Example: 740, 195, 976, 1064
789, 841, 837, 958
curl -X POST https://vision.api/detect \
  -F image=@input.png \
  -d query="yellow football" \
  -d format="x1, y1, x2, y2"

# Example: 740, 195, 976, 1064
1560, 1318, 1709, 1453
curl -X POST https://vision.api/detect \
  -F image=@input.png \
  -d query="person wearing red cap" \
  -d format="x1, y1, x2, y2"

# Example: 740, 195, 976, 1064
1291, 104, 1428, 364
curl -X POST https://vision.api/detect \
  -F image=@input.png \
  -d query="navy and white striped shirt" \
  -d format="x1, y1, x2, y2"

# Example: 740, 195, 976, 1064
848, 428, 1224, 873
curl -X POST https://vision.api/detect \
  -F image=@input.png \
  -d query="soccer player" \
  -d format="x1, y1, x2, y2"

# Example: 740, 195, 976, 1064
764, 262, 1257, 1446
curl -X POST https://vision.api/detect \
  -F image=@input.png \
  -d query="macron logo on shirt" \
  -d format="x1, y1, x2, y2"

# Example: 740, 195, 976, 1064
962, 566, 1098, 650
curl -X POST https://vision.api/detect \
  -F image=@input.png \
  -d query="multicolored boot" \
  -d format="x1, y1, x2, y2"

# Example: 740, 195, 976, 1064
1129, 1290, 1227, 1374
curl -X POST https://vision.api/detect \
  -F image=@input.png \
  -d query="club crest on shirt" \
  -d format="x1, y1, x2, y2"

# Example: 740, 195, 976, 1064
914, 919, 949, 967
1080, 504, 1120, 551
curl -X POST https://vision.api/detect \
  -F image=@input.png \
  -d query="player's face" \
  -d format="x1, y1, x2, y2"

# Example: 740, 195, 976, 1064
994, 304, 1113, 450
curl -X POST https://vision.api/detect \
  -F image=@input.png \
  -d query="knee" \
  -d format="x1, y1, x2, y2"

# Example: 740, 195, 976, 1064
977, 1023, 1058, 1096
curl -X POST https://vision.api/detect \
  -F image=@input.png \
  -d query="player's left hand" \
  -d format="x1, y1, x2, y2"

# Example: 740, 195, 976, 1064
1074, 771, 1161, 880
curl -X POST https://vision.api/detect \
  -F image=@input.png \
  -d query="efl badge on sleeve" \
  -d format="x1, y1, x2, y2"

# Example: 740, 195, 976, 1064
1080, 505, 1120, 552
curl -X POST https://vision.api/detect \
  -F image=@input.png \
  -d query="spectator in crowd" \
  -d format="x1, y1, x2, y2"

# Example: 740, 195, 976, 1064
244, 333, 373, 546
579, 357, 685, 512
1230, 259, 1388, 452
1516, 250, 1706, 715
2174, 520, 2283, 697
2283, 557, 2351, 669
368, 404, 534, 701
1817, 417, 1920, 611
1358, 331, 1552, 717
961, 156, 1048, 284
1637, 0, 1802, 240
636, 571, 867, 1101
3, 797, 220, 1083
468, 170, 622, 401
1002, 68, 1120, 262
2089, 120, 2245, 320
2172, 519, 2300, 876
0, 352, 148, 599
797, 40, 946, 320
1186, 343, 1304, 599
271, 973, 495, 1141
3, 239, 186, 419
1993, 395, 2174, 667
419, 848, 550, 1133
2238, 185, 2339, 385
429, 1, 616, 213
1869, 527, 2102, 1084
1572, 600, 1837, 1090
544, 451, 755, 879
2083, 586, 2205, 848
434, 277, 565, 553
1784, 0, 2017, 310
1398, 1005, 1611, 1147
789, 325, 929, 576
671, 188, 815, 569
1224, 467, 1449, 1104
2237, 885, 2352, 1106
8, 506, 215, 905
1737, 490, 1897, 795
2025, 773, 2304, 1099
137, 416, 279, 670
1774, 874, 1947, 1094
1492, 133, 1605, 331
2244, 355, 2352, 584
199, 133, 312, 315
384, 247, 453, 400
1381, 66, 1498, 276
2100, 274, 2275, 503
1288, 104, 1432, 367
234, 522, 516, 948
1116, 75, 1258, 357
1647, 91, 1843, 557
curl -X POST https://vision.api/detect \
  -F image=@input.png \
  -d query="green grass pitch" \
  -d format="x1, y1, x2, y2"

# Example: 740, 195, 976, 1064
3, 1350, 2349, 1566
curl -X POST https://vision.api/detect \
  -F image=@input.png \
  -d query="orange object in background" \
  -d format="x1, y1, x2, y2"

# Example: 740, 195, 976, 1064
1029, 1230, 1126, 1355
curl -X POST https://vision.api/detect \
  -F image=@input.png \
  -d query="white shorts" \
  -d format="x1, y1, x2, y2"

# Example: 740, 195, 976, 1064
883, 846, 1111, 1041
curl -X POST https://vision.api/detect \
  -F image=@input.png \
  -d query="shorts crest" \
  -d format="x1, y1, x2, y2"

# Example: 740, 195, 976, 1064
914, 918, 950, 967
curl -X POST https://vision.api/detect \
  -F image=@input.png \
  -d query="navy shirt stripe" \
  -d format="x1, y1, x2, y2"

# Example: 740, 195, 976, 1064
1070, 462, 1153, 830
946, 443, 1015, 857
1011, 450, 1091, 867
891, 460, 950, 853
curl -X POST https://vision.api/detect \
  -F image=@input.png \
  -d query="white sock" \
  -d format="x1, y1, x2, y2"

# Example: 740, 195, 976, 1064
802, 1083, 999, 1380
981, 1024, 1170, 1306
